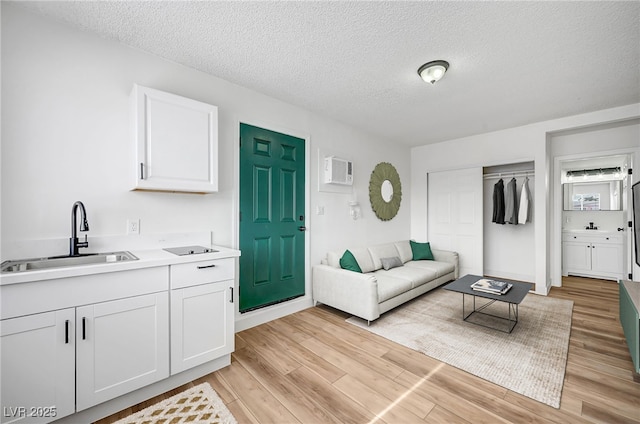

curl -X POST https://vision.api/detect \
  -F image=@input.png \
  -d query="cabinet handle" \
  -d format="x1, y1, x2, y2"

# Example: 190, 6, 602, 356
229, 287, 234, 303
140, 163, 145, 180
197, 264, 216, 269
82, 317, 87, 340
65, 320, 70, 344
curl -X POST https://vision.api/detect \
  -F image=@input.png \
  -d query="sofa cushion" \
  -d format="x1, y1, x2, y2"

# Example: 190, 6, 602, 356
381, 256, 403, 271
410, 240, 434, 261
349, 247, 376, 273
375, 266, 437, 289
368, 243, 401, 270
375, 274, 413, 302
394, 240, 413, 263
339, 250, 362, 273
327, 251, 341, 268
405, 260, 455, 278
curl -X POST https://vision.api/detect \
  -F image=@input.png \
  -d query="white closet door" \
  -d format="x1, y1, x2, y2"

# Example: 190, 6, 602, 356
428, 167, 483, 277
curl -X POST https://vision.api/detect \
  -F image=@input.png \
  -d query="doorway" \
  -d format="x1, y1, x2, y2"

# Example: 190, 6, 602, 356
238, 123, 306, 312
558, 154, 630, 282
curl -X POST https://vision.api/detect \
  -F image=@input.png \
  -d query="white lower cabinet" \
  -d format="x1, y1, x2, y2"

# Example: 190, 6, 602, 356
563, 242, 592, 274
0, 267, 169, 423
1, 309, 75, 424
76, 292, 169, 411
0, 254, 236, 423
169, 258, 235, 375
170, 281, 233, 374
562, 232, 624, 280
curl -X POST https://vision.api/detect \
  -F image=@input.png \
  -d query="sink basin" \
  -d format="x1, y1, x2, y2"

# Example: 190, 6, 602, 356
1, 251, 139, 273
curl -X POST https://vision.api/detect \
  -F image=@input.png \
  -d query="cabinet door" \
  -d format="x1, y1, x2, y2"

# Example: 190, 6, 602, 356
563, 241, 592, 274
591, 243, 624, 277
76, 292, 169, 411
1, 309, 75, 424
170, 281, 234, 374
132, 84, 218, 193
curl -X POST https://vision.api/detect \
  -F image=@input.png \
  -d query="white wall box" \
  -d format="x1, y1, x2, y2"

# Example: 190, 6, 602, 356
324, 156, 353, 185
562, 232, 624, 280
132, 84, 219, 193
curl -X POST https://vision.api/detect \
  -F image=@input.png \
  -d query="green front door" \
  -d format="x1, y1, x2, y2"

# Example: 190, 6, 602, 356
239, 124, 306, 312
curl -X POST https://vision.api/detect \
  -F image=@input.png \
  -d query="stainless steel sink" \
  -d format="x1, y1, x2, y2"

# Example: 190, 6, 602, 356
1, 251, 138, 273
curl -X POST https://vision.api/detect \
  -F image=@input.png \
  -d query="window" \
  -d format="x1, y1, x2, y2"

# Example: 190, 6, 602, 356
572, 193, 600, 210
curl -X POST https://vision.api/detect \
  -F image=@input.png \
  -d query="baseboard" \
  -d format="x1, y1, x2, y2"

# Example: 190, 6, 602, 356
235, 295, 313, 332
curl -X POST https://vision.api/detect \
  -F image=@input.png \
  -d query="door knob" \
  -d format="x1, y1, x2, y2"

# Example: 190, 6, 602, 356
298, 226, 307, 231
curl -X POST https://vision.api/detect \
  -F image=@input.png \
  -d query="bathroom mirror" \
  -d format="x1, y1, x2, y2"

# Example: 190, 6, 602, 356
563, 180, 622, 211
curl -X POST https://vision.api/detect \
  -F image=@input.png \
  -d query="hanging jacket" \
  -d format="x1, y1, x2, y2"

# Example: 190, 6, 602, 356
505, 178, 519, 224
492, 179, 505, 224
518, 177, 532, 224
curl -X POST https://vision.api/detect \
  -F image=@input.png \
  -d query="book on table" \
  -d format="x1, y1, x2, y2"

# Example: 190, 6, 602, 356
471, 278, 512, 295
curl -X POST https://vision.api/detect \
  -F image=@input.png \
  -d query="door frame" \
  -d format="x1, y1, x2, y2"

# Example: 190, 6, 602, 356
552, 147, 639, 286
232, 118, 312, 331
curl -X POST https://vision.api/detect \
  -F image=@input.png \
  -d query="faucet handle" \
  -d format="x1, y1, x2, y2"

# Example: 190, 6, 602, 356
78, 234, 89, 249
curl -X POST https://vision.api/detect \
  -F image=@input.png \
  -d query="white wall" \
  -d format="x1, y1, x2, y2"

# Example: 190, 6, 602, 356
1, 5, 411, 326
411, 104, 640, 293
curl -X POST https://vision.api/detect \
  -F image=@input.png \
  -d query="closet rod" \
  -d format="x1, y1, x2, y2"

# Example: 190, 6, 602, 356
483, 170, 534, 180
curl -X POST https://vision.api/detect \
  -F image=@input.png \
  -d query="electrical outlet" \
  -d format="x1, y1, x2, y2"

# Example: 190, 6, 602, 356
127, 219, 140, 235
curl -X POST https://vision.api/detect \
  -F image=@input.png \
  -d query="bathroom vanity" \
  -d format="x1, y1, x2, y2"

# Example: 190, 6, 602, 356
562, 230, 624, 281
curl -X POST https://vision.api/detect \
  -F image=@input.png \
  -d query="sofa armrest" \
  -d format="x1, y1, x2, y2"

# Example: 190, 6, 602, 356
431, 249, 459, 279
312, 264, 380, 322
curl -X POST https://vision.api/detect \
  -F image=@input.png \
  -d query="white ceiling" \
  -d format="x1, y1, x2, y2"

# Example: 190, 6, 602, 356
12, 1, 640, 147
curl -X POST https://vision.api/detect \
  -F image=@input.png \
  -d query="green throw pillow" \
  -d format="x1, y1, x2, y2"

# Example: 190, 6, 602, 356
410, 240, 434, 261
339, 250, 362, 273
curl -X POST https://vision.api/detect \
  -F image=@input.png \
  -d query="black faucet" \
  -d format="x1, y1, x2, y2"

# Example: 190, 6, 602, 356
70, 201, 89, 256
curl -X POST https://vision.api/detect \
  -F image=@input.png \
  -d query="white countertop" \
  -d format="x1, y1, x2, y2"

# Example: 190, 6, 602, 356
0, 245, 240, 286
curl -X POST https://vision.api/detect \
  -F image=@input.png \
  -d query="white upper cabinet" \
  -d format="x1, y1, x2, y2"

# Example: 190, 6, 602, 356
132, 84, 218, 193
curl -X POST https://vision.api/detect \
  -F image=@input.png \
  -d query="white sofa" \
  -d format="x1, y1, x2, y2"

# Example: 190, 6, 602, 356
312, 240, 459, 323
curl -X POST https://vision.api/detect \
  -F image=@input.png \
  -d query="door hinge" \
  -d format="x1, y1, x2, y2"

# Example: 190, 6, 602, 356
628, 168, 632, 175
629, 273, 633, 280
629, 221, 633, 228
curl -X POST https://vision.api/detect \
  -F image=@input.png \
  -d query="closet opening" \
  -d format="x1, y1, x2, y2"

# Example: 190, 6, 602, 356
483, 162, 536, 285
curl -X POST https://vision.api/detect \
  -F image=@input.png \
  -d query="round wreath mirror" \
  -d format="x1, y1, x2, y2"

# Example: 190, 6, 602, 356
369, 162, 402, 221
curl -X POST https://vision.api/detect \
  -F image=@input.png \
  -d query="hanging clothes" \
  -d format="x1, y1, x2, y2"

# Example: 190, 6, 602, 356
518, 177, 532, 224
492, 178, 505, 224
505, 177, 519, 224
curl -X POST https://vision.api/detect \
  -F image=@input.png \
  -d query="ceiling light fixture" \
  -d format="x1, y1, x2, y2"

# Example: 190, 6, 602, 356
418, 60, 449, 84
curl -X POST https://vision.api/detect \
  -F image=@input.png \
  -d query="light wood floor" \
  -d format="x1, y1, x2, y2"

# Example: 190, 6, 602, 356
98, 276, 640, 423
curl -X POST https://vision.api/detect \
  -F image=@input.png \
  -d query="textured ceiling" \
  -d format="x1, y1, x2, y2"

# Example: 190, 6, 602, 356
12, 1, 640, 146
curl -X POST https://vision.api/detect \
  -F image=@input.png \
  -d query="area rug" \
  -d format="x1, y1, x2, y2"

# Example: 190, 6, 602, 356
113, 382, 237, 424
346, 287, 573, 408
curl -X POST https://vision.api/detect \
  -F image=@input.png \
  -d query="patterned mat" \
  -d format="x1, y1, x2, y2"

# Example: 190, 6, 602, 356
114, 382, 237, 424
